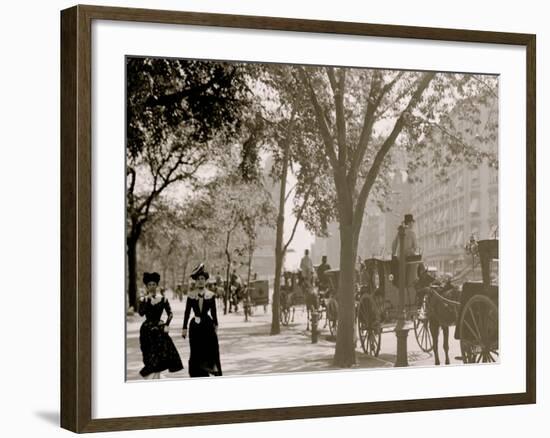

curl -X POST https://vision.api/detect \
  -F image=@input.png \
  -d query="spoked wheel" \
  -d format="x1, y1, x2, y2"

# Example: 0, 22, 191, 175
317, 307, 325, 328
326, 298, 338, 336
358, 320, 382, 356
280, 307, 291, 326
459, 295, 499, 363
414, 313, 433, 352
328, 317, 338, 336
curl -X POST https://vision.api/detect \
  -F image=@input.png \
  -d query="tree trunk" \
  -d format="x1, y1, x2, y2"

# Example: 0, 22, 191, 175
224, 232, 233, 315
127, 235, 138, 312
246, 246, 253, 291
333, 221, 359, 367
224, 261, 232, 315
271, 142, 290, 335
181, 257, 188, 287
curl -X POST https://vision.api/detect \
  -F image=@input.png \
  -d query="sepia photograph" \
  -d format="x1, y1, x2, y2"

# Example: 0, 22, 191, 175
125, 56, 499, 381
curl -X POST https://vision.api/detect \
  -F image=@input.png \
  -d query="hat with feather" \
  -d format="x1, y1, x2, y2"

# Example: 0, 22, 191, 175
190, 263, 209, 281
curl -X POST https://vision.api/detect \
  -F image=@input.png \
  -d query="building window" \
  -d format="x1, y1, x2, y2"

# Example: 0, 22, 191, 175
456, 227, 464, 248
469, 197, 480, 215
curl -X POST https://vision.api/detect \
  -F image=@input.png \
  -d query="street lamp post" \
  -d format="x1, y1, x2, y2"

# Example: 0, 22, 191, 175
394, 224, 410, 367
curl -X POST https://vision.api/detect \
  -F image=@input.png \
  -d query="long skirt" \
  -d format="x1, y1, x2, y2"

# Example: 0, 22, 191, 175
139, 321, 184, 377
188, 317, 222, 377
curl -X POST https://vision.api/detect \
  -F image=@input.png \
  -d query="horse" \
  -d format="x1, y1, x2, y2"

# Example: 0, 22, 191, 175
280, 285, 296, 324
300, 274, 319, 331
425, 281, 461, 365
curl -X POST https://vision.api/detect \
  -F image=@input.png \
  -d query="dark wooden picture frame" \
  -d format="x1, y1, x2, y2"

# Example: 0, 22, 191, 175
60, 4, 536, 433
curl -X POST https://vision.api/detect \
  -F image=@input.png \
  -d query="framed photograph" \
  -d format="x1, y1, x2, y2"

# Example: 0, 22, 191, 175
60, 4, 536, 433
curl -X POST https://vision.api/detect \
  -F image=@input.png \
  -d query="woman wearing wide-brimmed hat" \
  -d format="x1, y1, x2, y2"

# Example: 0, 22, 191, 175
138, 272, 183, 379
182, 264, 222, 377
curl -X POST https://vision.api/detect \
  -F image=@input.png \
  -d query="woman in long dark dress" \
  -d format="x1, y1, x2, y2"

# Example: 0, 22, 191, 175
138, 272, 183, 379
181, 264, 222, 377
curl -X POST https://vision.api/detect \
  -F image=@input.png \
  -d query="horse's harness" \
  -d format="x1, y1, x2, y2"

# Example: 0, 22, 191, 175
428, 285, 460, 307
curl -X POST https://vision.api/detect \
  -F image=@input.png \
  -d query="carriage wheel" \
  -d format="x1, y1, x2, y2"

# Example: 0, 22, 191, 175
358, 321, 381, 357
328, 318, 338, 336
280, 307, 291, 326
317, 307, 325, 328
356, 300, 382, 357
413, 314, 433, 353
459, 295, 499, 364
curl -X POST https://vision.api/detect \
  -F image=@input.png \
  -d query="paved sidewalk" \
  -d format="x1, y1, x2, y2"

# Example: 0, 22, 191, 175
126, 296, 463, 381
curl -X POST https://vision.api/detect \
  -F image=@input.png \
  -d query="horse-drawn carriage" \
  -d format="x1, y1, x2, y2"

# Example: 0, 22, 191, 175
321, 269, 341, 335
243, 279, 270, 315
279, 271, 305, 325
454, 239, 499, 363
357, 239, 499, 364
356, 257, 425, 356
300, 261, 419, 345
279, 269, 325, 330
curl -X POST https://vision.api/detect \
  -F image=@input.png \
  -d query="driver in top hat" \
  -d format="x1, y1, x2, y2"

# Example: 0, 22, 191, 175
392, 213, 419, 287
392, 213, 418, 259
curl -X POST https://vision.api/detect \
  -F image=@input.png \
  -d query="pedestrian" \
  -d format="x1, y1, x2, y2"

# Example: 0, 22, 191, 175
176, 284, 183, 302
138, 272, 184, 379
230, 269, 242, 313
391, 214, 420, 287
181, 264, 222, 377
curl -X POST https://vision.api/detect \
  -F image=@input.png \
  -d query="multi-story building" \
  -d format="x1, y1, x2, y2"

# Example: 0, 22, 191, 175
411, 161, 498, 275
410, 98, 498, 275
310, 169, 413, 268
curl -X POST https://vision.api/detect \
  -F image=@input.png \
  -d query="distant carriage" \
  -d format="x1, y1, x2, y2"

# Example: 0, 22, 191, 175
246, 279, 270, 313
279, 271, 304, 326
279, 270, 321, 327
